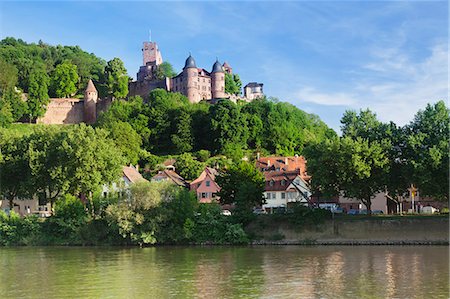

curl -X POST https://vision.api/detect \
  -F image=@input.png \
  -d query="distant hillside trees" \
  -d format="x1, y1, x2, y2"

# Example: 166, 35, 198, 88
28, 68, 50, 119
97, 89, 336, 159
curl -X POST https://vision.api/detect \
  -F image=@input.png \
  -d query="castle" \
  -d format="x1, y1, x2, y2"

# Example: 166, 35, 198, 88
37, 79, 109, 124
129, 40, 264, 103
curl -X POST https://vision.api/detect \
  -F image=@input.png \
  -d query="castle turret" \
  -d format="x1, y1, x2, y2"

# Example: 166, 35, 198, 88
211, 59, 225, 99
183, 54, 199, 103
84, 79, 98, 124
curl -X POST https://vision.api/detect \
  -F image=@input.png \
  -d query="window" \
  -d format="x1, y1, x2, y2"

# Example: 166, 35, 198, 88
281, 180, 286, 186
281, 193, 286, 199
206, 181, 210, 187
269, 180, 274, 186
203, 78, 205, 82
201, 192, 207, 198
267, 193, 271, 200
212, 193, 217, 198
272, 193, 276, 199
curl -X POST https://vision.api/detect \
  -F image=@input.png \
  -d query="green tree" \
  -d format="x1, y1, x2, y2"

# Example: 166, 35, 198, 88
0, 134, 32, 210
210, 100, 248, 154
103, 121, 142, 165
0, 98, 13, 127
171, 108, 194, 154
225, 73, 242, 95
155, 61, 177, 79
216, 161, 265, 223
27, 127, 71, 212
61, 125, 125, 214
51, 61, 79, 98
174, 153, 204, 181
27, 68, 50, 119
406, 101, 449, 201
105, 58, 128, 100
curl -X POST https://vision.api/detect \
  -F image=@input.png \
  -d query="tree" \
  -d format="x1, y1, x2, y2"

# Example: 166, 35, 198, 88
105, 58, 128, 100
216, 161, 265, 222
210, 100, 248, 154
61, 125, 125, 214
225, 73, 242, 95
27, 127, 71, 212
103, 121, 142, 165
28, 68, 50, 119
337, 137, 390, 214
174, 153, 204, 181
405, 101, 449, 201
155, 61, 177, 79
51, 61, 79, 98
0, 134, 32, 210
0, 98, 13, 127
0, 59, 18, 92
171, 108, 194, 154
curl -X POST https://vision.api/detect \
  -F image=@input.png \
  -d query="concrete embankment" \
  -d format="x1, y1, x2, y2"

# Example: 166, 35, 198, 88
249, 216, 449, 245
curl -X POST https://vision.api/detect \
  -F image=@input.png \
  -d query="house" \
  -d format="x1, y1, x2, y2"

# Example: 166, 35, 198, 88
0, 197, 51, 217
151, 170, 189, 188
263, 171, 312, 212
102, 165, 148, 198
256, 155, 310, 181
190, 167, 220, 203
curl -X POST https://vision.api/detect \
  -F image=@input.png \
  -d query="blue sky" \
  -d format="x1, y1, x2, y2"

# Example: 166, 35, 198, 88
0, 1, 447, 132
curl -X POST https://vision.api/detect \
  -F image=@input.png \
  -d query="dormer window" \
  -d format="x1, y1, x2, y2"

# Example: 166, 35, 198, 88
269, 180, 274, 186
281, 180, 286, 186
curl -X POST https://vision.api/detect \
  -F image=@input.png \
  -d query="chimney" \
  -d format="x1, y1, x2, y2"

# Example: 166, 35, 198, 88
285, 157, 288, 166
257, 152, 260, 160
267, 159, 271, 166
135, 164, 139, 172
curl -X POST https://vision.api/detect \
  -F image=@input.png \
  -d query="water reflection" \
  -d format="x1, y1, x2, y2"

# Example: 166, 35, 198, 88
0, 246, 448, 298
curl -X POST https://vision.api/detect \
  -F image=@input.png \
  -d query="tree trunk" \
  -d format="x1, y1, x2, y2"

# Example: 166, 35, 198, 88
366, 199, 372, 215
8, 197, 14, 214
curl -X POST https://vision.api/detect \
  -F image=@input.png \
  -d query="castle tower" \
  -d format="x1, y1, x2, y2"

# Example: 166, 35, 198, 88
183, 54, 199, 103
211, 59, 225, 99
142, 41, 163, 66
84, 79, 98, 124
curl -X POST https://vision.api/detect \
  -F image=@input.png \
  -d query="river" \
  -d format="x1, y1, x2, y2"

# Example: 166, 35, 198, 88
0, 246, 448, 298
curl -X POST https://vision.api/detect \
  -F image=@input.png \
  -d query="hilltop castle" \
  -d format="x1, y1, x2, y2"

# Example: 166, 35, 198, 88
129, 40, 264, 103
37, 80, 109, 124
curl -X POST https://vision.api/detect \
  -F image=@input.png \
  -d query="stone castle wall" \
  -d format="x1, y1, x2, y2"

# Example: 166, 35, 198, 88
37, 98, 85, 124
128, 79, 168, 101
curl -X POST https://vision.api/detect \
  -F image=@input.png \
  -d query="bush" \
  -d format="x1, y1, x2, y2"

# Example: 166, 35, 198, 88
0, 211, 41, 246
40, 194, 88, 245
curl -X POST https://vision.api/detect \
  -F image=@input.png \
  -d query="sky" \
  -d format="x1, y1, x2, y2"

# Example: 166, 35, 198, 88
0, 1, 448, 132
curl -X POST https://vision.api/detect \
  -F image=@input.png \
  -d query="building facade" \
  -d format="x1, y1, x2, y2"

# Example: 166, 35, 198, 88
190, 167, 221, 203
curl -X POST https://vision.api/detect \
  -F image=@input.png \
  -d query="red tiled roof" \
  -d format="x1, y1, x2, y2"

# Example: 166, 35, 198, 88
264, 171, 301, 192
122, 166, 147, 183
256, 156, 310, 181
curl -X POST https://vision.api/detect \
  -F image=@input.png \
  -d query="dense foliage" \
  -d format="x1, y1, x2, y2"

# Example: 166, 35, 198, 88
305, 101, 449, 213
0, 38, 129, 125
97, 89, 336, 159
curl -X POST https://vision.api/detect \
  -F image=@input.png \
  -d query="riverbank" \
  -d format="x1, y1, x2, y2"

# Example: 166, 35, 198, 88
247, 215, 449, 246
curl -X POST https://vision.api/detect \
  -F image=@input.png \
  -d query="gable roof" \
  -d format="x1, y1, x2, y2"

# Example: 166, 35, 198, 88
191, 167, 218, 185
122, 165, 147, 183
152, 170, 189, 188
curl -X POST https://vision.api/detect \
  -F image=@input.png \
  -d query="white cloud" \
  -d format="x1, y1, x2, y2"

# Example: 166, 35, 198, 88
287, 42, 448, 126
294, 87, 358, 106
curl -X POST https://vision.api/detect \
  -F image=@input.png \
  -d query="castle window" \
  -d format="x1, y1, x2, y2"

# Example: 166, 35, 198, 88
221, 87, 224, 91
208, 87, 210, 91
198, 78, 200, 82
203, 78, 205, 82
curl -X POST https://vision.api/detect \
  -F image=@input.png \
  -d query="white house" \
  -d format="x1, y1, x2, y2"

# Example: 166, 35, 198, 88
102, 165, 148, 198
263, 171, 312, 211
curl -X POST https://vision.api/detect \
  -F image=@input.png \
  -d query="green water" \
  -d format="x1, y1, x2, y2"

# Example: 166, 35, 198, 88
0, 246, 448, 298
